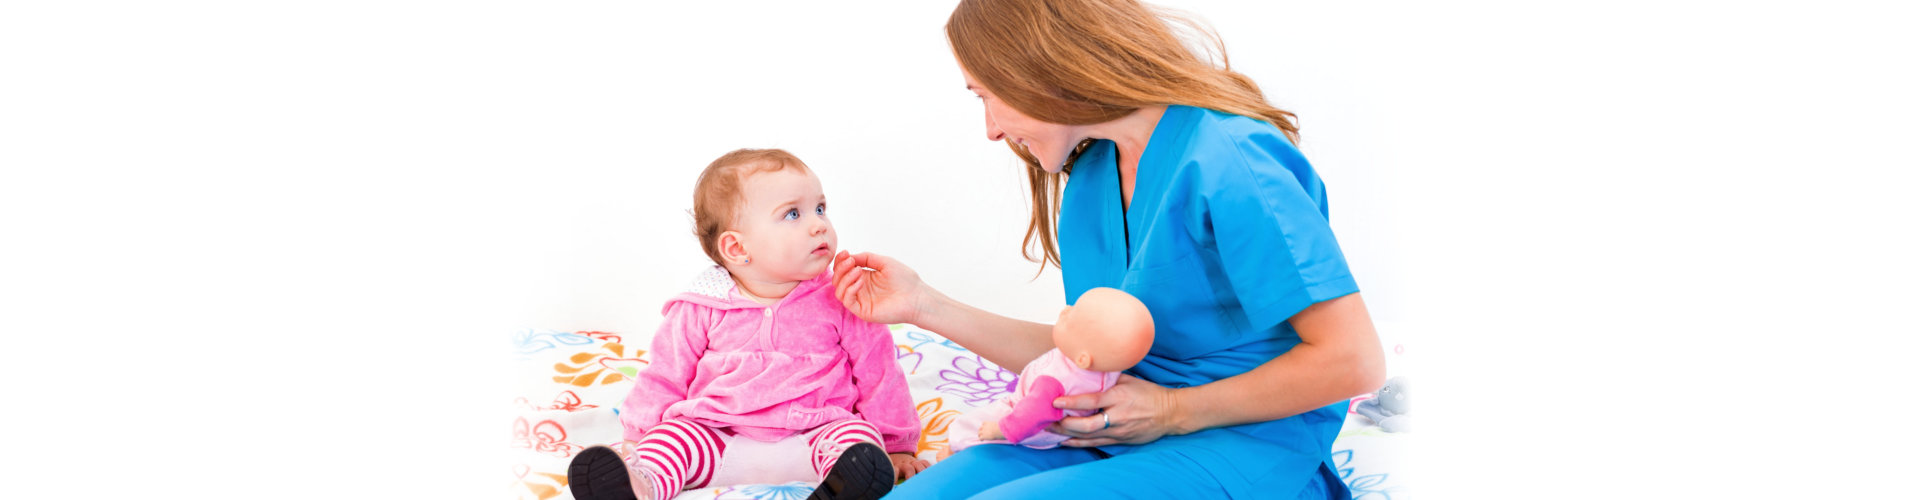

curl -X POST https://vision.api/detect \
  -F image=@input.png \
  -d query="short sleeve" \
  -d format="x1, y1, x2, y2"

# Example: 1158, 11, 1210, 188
1200, 132, 1358, 331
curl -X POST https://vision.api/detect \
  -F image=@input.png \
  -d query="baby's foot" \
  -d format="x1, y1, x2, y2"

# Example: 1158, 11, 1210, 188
567, 446, 641, 500
808, 442, 893, 500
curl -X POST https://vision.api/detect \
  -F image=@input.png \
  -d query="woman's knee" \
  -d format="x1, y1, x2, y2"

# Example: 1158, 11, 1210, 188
889, 446, 1100, 499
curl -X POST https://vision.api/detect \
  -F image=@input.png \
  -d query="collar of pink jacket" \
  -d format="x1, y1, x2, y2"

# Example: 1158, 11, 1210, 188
663, 265, 832, 314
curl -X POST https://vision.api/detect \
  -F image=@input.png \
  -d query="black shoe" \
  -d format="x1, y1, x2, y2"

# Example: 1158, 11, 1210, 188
568, 446, 639, 500
808, 442, 894, 500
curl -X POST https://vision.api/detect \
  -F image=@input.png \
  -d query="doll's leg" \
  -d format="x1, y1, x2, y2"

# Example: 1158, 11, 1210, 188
802, 419, 893, 500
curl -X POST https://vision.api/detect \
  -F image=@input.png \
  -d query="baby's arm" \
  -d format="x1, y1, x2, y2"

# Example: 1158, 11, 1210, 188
618, 301, 711, 442
840, 316, 921, 455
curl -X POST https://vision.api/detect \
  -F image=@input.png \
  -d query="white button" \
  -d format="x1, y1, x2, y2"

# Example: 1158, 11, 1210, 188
763, 308, 772, 317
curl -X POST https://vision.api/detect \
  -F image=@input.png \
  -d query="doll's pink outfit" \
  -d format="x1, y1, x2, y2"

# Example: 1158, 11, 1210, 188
947, 348, 1120, 452
615, 266, 918, 497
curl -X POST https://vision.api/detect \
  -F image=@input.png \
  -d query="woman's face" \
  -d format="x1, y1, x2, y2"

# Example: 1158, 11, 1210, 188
963, 68, 1082, 173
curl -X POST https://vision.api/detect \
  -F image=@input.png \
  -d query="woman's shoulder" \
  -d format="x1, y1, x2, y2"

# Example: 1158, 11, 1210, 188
1175, 105, 1303, 161
1167, 106, 1312, 184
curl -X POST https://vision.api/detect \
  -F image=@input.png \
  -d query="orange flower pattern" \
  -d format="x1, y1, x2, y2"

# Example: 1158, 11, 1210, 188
550, 341, 648, 387
914, 397, 961, 458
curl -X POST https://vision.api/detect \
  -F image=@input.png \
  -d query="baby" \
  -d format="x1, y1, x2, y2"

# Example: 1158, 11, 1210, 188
568, 149, 927, 500
944, 287, 1154, 456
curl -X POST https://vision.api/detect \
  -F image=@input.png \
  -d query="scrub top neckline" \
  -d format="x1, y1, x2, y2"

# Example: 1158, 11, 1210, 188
1118, 104, 1199, 267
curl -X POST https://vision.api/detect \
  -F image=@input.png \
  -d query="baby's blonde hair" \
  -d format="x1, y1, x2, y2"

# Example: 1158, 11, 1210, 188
691, 148, 814, 267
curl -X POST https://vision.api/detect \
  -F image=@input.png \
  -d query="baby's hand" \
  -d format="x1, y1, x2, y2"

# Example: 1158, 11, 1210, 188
889, 453, 930, 481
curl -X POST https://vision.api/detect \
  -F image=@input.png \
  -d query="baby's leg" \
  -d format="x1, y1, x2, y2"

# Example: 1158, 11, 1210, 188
802, 419, 893, 500
627, 419, 726, 499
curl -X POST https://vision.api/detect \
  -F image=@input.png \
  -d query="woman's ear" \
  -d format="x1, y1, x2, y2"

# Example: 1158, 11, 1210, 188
718, 230, 749, 265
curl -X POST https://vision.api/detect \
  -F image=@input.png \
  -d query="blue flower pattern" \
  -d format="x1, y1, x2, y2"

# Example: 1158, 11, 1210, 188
511, 329, 593, 357
902, 329, 964, 352
722, 481, 814, 500
1332, 448, 1396, 499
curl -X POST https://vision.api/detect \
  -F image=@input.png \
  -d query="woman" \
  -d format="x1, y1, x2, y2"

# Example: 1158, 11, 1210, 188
832, 0, 1384, 497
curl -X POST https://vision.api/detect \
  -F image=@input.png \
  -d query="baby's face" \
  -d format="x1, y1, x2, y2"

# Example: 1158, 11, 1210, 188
733, 168, 837, 282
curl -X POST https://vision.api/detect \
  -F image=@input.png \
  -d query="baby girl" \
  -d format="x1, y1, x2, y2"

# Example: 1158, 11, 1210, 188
567, 149, 927, 500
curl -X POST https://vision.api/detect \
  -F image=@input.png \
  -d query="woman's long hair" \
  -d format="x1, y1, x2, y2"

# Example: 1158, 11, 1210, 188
946, 0, 1300, 270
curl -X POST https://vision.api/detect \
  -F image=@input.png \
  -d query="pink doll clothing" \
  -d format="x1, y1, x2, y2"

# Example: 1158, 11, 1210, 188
947, 348, 1120, 452
618, 266, 919, 454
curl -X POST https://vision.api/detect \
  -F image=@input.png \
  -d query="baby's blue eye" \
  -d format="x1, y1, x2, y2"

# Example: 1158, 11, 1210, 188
815, 204, 827, 216
783, 209, 799, 220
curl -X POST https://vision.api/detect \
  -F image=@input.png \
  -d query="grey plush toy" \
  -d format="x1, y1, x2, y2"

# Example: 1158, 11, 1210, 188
1354, 376, 1410, 433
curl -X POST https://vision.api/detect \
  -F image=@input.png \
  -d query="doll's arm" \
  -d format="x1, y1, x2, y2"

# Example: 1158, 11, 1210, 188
997, 375, 1066, 443
619, 302, 709, 442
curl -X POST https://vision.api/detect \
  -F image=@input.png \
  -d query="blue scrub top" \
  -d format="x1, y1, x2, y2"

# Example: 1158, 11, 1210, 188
1058, 105, 1359, 497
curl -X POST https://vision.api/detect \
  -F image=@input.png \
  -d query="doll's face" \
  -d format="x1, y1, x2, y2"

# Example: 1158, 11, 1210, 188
1052, 288, 1155, 372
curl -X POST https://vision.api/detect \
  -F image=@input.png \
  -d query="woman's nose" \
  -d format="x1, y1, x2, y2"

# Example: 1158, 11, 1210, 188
984, 111, 1004, 141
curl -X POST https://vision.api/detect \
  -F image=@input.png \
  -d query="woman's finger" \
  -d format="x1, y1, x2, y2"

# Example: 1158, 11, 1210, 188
834, 269, 854, 303
1082, 413, 1114, 435
1052, 392, 1104, 412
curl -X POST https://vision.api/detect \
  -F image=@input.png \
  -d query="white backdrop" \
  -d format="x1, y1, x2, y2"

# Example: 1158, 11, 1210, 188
5, 1, 1915, 499
506, 0, 1418, 335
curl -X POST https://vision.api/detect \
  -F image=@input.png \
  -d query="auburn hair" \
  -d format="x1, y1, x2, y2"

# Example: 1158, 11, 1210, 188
690, 148, 812, 267
946, 0, 1300, 270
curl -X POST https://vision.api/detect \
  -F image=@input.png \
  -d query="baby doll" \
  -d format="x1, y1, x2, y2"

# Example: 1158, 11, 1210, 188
568, 149, 926, 500
943, 287, 1154, 457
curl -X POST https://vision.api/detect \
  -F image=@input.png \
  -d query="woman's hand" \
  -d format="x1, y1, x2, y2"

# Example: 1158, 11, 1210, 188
832, 250, 929, 325
1046, 375, 1188, 447
889, 452, 931, 481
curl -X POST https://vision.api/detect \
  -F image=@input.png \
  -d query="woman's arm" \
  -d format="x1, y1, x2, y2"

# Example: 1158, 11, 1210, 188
911, 286, 1055, 372
833, 250, 1054, 371
1052, 293, 1384, 445
1168, 292, 1384, 432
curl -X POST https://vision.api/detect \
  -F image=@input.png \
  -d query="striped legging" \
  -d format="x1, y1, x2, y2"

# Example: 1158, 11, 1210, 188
624, 419, 885, 498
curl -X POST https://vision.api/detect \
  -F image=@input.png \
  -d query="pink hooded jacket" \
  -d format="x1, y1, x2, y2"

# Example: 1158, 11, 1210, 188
619, 267, 920, 454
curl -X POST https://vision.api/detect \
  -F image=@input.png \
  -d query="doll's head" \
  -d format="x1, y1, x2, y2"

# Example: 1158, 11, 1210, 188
691, 149, 838, 284
1053, 287, 1155, 372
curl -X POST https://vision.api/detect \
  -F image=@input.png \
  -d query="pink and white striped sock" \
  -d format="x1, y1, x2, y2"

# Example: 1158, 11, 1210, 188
806, 419, 885, 479
626, 419, 726, 499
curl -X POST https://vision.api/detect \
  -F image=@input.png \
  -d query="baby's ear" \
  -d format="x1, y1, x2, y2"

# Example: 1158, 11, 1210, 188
1073, 351, 1093, 370
718, 231, 748, 264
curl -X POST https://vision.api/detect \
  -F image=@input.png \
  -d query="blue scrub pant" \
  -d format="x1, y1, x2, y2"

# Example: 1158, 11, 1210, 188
888, 443, 1339, 499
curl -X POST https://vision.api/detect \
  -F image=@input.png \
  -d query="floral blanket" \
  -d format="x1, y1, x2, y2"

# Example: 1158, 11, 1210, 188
509, 324, 1411, 499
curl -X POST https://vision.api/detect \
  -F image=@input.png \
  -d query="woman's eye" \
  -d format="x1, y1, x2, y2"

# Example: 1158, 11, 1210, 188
784, 209, 799, 220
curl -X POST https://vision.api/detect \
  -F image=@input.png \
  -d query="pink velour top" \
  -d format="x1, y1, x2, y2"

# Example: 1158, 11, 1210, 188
619, 267, 919, 454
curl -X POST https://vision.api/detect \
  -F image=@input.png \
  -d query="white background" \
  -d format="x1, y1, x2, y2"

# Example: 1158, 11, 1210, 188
4, 1, 1915, 498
